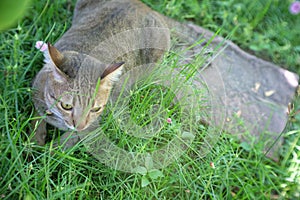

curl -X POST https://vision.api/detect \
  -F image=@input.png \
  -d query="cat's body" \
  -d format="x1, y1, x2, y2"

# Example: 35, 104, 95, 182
32, 0, 299, 160
32, 0, 186, 145
55, 0, 169, 61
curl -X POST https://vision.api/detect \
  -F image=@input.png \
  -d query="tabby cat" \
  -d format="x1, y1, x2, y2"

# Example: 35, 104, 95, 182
32, 0, 187, 145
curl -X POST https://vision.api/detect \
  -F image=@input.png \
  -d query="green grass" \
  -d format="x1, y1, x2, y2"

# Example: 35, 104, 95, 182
143, 0, 300, 73
1, 0, 299, 199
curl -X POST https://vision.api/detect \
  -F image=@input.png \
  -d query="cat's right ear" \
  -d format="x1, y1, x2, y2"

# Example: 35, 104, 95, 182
101, 62, 124, 82
44, 43, 68, 83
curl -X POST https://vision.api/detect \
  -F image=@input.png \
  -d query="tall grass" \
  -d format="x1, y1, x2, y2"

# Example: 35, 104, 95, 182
0, 0, 299, 199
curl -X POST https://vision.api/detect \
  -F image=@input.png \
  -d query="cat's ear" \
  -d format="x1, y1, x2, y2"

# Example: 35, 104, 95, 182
95, 62, 124, 108
101, 62, 124, 83
47, 43, 65, 67
45, 43, 68, 83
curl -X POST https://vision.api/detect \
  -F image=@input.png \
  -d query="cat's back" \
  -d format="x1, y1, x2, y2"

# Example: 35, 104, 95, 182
55, 0, 169, 55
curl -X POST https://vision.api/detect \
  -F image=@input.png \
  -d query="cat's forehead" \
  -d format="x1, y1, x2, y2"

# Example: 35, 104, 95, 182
62, 51, 107, 78
59, 85, 95, 100
63, 51, 104, 67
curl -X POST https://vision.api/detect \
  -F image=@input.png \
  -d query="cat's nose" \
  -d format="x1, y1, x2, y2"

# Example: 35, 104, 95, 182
73, 119, 87, 131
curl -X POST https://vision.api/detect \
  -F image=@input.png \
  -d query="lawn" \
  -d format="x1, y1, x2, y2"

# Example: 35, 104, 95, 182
0, 0, 299, 199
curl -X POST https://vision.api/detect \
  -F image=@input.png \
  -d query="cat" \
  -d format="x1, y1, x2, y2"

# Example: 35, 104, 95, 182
32, 0, 199, 146
32, 0, 299, 161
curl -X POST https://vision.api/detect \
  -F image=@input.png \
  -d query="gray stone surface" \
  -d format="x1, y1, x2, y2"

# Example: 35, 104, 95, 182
187, 24, 299, 160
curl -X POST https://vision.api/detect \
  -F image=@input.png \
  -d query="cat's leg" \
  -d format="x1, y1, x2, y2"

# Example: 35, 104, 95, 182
54, 122, 98, 151
31, 117, 47, 145
53, 131, 81, 151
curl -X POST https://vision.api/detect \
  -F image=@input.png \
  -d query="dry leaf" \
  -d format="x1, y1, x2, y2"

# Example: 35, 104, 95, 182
46, 110, 53, 115
236, 110, 242, 117
264, 90, 275, 97
251, 82, 261, 93
287, 103, 293, 115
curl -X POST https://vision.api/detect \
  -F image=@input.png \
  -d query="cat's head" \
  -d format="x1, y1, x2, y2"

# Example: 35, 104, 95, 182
40, 43, 124, 131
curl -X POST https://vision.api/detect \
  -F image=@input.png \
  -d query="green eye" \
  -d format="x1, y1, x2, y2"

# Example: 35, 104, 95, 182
90, 106, 102, 113
61, 102, 73, 110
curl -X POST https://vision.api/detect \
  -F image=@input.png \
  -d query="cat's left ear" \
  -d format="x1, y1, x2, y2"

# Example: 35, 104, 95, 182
101, 62, 124, 83
44, 43, 68, 83
47, 43, 66, 67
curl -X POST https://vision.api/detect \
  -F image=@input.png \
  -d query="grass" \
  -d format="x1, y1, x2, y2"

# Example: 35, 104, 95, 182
0, 0, 299, 199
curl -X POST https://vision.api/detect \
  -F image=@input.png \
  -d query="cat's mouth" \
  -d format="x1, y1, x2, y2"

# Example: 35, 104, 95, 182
75, 126, 87, 132
68, 119, 89, 132
66, 124, 87, 132
65, 121, 86, 132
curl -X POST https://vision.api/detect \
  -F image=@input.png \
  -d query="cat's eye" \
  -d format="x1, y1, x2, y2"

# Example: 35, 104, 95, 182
60, 102, 73, 110
90, 106, 102, 113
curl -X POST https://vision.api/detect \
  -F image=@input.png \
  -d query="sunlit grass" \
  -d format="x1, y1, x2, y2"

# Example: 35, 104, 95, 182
0, 0, 299, 199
